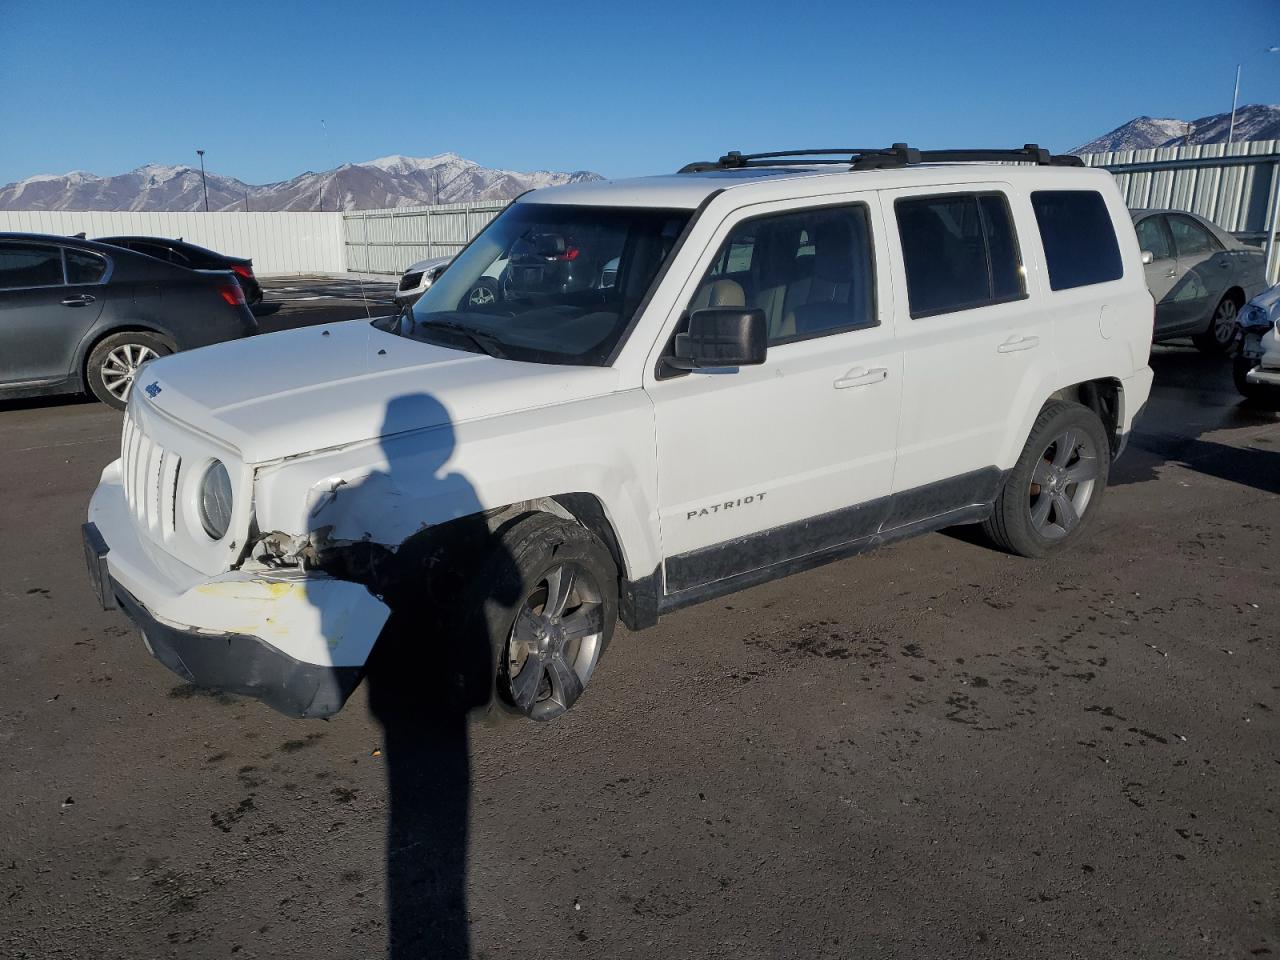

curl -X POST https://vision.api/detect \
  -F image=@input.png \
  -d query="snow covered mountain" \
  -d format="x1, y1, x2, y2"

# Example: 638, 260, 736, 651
1072, 104, 1280, 154
0, 153, 602, 212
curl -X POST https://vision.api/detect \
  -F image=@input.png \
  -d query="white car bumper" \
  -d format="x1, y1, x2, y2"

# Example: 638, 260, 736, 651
85, 459, 390, 717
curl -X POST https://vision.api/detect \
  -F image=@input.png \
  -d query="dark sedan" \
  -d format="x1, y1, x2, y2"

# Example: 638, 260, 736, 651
0, 233, 257, 409
95, 235, 263, 305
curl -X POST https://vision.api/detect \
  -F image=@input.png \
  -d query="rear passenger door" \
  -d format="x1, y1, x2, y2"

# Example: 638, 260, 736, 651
1167, 213, 1223, 330
646, 195, 901, 601
885, 186, 1050, 508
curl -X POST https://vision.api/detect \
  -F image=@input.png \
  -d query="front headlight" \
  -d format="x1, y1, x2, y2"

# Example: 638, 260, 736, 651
199, 460, 233, 540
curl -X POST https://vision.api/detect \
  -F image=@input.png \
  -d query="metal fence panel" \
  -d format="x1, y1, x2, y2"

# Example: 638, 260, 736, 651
0, 210, 346, 275
341, 202, 506, 274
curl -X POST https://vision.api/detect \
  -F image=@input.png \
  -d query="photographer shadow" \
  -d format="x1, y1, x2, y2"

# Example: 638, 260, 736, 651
318, 392, 520, 959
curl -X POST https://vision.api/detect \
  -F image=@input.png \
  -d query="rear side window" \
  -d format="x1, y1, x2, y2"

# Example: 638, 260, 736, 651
0, 243, 64, 289
1167, 214, 1220, 257
895, 192, 1026, 318
65, 249, 108, 284
1031, 191, 1123, 290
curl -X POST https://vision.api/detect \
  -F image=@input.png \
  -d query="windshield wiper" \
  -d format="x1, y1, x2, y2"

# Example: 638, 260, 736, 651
417, 319, 507, 359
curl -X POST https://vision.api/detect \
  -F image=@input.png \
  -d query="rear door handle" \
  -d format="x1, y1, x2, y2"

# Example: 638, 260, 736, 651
997, 335, 1040, 354
833, 367, 888, 389
61, 294, 95, 306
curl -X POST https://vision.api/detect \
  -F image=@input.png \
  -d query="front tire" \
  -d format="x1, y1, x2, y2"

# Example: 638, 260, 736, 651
85, 331, 171, 410
982, 401, 1111, 558
460, 513, 617, 722
1192, 294, 1240, 354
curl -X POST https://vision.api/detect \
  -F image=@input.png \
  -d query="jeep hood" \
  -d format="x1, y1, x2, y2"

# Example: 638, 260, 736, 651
138, 320, 622, 463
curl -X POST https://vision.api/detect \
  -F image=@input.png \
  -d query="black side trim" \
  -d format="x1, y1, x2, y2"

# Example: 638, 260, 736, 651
659, 503, 991, 617
883, 466, 1004, 529
619, 568, 661, 630
659, 466, 1005, 611
113, 584, 362, 718
665, 495, 890, 594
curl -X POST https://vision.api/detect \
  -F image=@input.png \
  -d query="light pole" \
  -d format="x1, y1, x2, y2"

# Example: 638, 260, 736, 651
196, 149, 209, 212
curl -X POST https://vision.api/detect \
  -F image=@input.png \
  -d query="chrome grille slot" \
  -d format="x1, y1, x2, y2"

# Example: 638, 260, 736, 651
119, 407, 182, 546
162, 455, 182, 538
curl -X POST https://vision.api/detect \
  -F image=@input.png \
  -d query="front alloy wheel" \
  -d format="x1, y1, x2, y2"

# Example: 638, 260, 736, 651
505, 561, 606, 721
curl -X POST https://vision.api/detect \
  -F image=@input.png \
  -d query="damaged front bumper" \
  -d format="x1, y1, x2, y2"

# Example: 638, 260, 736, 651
85, 460, 391, 717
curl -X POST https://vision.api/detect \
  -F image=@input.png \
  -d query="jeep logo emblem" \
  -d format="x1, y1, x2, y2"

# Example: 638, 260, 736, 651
144, 382, 162, 399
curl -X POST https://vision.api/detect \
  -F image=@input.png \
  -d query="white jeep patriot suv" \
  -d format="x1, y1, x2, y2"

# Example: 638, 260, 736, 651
84, 144, 1155, 722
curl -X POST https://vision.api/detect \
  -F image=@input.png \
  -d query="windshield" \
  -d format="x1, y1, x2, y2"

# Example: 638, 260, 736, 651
396, 203, 691, 365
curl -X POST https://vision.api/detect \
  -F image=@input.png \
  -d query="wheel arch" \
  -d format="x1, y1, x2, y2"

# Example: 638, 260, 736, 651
1046, 377, 1124, 457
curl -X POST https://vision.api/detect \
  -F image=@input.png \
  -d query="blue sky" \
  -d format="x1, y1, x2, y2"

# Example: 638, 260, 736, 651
1, 0, 1278, 186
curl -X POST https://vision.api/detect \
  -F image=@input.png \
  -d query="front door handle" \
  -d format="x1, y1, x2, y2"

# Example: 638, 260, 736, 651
833, 367, 888, 389
997, 335, 1040, 354
61, 294, 95, 307
1165, 269, 1177, 279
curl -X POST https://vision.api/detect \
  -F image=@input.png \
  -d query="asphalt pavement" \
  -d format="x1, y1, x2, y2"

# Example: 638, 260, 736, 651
0, 301, 1277, 959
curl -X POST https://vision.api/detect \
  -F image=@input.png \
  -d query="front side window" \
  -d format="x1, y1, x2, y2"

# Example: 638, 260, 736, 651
402, 203, 690, 365
0, 242, 64, 290
65, 249, 108, 284
896, 192, 1026, 317
689, 204, 876, 344
1135, 216, 1173, 261
1167, 214, 1219, 257
1030, 190, 1123, 290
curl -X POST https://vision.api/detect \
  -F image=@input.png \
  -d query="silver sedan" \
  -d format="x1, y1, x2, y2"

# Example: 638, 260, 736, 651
1132, 209, 1267, 352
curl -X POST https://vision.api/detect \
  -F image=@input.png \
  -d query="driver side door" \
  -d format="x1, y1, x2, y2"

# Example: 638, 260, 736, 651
645, 195, 902, 605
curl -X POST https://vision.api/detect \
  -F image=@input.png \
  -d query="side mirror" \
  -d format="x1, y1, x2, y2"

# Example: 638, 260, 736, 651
670, 307, 767, 370
1141, 250, 1154, 265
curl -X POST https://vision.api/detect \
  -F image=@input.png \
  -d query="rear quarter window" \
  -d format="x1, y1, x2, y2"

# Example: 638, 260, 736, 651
1031, 190, 1123, 290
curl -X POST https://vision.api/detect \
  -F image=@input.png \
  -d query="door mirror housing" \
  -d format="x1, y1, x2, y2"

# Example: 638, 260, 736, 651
1140, 249, 1154, 265
669, 307, 768, 370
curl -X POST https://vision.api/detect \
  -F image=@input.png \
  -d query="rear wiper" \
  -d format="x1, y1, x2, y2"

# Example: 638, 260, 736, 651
417, 319, 507, 359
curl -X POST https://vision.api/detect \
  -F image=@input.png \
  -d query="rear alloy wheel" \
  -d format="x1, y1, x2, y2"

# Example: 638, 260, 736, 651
86, 332, 171, 410
1193, 295, 1239, 354
982, 401, 1111, 558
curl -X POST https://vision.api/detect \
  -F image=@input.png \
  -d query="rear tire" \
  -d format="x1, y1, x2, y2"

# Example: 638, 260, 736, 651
982, 401, 1111, 558
85, 331, 171, 410
1192, 294, 1240, 354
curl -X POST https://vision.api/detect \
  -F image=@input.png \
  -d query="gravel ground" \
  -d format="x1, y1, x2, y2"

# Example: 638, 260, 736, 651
0, 338, 1276, 960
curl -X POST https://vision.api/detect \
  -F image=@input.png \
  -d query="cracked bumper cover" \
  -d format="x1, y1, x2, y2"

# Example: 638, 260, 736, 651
85, 461, 391, 718
114, 579, 363, 717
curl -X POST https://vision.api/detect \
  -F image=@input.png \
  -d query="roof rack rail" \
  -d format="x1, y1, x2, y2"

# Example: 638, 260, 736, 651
677, 143, 1084, 174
